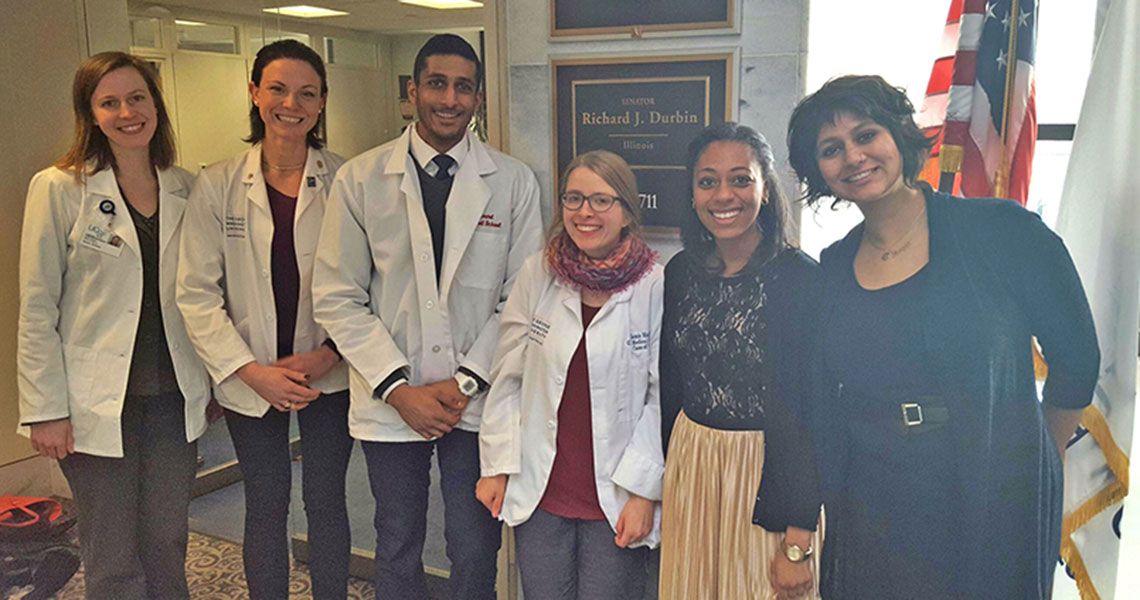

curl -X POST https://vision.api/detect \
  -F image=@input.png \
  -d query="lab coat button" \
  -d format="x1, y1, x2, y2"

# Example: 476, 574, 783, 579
432, 345, 441, 353
265, 314, 274, 321
546, 420, 556, 430
262, 269, 270, 279
425, 300, 434, 309
555, 375, 564, 385
420, 252, 430, 262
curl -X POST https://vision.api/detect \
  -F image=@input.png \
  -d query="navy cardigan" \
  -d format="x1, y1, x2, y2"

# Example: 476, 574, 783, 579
812, 186, 1099, 599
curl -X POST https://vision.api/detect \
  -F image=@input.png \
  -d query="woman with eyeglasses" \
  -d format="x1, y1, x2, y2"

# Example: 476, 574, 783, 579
476, 150, 664, 599
658, 123, 822, 600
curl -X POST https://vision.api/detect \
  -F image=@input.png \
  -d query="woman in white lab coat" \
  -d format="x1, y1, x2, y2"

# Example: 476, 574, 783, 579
176, 40, 351, 600
18, 52, 211, 599
476, 150, 664, 600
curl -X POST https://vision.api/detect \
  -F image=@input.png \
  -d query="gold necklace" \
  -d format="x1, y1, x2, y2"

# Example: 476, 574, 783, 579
865, 204, 927, 261
261, 158, 305, 171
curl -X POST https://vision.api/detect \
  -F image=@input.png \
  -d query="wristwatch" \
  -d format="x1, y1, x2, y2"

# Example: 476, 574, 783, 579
782, 542, 813, 563
454, 372, 481, 398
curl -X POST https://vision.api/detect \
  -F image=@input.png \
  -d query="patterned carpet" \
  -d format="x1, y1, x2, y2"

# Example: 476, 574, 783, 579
54, 532, 375, 599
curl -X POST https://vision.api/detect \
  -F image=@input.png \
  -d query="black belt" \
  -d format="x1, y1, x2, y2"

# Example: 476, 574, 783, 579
843, 389, 952, 435
899, 401, 950, 432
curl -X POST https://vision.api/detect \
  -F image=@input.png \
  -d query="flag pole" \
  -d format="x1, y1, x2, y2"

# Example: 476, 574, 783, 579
937, 140, 961, 193
995, 0, 1022, 198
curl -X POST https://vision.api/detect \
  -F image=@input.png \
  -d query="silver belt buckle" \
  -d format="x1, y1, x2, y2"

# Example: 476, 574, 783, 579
901, 403, 924, 427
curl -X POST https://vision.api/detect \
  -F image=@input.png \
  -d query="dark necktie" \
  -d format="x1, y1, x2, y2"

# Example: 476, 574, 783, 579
432, 155, 456, 181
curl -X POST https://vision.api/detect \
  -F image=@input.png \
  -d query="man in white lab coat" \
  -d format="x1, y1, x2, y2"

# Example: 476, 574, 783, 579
313, 34, 543, 599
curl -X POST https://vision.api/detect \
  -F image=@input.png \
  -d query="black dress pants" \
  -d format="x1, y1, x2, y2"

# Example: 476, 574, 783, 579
224, 390, 353, 600
362, 429, 501, 600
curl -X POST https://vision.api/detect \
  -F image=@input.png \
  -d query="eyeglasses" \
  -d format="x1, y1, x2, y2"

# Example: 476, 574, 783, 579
560, 192, 622, 213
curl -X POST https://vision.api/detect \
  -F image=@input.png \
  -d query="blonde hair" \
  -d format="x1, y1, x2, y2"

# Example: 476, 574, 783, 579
548, 150, 641, 242
55, 52, 176, 179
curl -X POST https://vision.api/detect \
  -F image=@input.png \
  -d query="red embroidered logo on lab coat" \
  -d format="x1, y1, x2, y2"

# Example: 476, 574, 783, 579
478, 214, 502, 229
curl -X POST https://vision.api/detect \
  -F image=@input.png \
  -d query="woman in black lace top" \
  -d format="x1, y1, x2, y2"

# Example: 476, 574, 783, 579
658, 123, 822, 599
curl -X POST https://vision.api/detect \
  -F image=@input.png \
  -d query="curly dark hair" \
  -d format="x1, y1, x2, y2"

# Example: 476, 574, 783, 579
681, 122, 792, 272
787, 75, 934, 207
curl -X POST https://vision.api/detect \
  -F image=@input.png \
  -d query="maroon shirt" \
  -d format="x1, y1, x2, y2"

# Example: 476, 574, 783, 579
538, 303, 607, 521
267, 183, 299, 359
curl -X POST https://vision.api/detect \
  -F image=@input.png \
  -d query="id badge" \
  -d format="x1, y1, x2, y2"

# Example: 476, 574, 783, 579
80, 224, 124, 257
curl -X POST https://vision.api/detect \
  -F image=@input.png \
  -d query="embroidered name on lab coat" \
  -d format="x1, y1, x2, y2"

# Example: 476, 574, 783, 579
627, 331, 650, 352
225, 215, 247, 239
528, 318, 551, 345
478, 213, 502, 229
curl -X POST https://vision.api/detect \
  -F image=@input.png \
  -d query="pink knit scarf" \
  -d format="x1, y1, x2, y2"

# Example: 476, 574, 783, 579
545, 231, 657, 294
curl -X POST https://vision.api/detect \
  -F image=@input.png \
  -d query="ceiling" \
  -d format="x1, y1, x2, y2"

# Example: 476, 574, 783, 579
139, 0, 485, 34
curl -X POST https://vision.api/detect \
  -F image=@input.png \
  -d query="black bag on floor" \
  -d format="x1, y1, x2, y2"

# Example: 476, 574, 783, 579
0, 497, 80, 599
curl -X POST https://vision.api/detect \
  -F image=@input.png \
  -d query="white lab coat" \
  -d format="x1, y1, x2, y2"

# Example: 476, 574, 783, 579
177, 146, 348, 417
17, 166, 212, 457
313, 128, 543, 442
478, 254, 666, 548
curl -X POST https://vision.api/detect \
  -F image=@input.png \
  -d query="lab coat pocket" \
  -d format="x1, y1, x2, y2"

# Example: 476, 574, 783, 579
621, 329, 651, 419
61, 343, 98, 398
72, 221, 123, 268
614, 368, 638, 425
456, 230, 507, 291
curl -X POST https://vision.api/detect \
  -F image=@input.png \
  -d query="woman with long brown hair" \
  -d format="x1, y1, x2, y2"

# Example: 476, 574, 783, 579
18, 52, 211, 598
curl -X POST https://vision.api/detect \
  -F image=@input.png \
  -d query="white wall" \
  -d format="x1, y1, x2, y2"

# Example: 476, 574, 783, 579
0, 0, 108, 474
129, 2, 393, 167
83, 0, 129, 53
170, 51, 250, 170
326, 64, 392, 158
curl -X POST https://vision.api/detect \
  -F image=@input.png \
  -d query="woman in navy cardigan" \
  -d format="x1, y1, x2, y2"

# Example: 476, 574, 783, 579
787, 75, 1099, 599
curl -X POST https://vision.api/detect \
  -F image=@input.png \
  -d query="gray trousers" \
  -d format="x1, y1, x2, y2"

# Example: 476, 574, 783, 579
59, 391, 197, 600
514, 508, 649, 600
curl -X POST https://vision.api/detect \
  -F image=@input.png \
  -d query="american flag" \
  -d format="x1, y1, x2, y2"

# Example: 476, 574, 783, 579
920, 0, 1038, 205
916, 0, 964, 194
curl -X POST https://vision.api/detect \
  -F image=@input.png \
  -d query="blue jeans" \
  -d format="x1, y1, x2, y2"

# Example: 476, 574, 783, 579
224, 390, 353, 600
362, 430, 501, 600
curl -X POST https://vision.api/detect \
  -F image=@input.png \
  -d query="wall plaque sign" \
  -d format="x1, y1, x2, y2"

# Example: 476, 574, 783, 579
553, 53, 735, 232
550, 0, 736, 37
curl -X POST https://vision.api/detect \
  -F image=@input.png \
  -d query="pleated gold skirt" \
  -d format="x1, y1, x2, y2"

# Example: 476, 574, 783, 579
659, 411, 820, 600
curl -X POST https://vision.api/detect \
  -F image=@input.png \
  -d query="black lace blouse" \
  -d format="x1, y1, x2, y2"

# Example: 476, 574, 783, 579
660, 246, 823, 531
